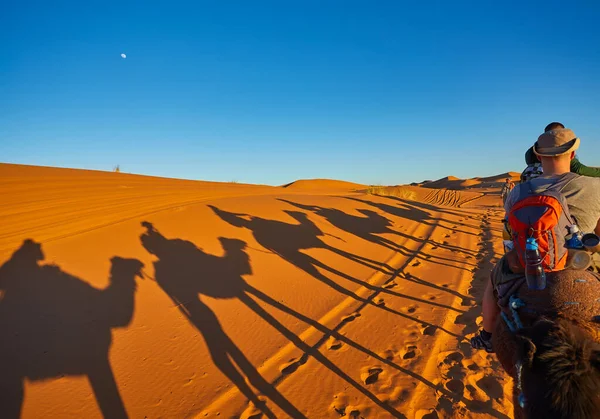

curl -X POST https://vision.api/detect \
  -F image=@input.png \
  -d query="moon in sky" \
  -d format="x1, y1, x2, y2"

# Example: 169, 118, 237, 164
120, 53, 127, 59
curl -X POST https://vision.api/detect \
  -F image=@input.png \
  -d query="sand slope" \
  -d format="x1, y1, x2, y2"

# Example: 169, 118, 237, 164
282, 179, 366, 191
420, 173, 520, 191
0, 164, 513, 419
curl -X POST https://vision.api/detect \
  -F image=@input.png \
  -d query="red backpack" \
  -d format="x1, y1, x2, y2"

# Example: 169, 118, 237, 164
507, 174, 577, 272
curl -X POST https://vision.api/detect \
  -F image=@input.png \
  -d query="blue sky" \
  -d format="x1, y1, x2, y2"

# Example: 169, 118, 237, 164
2, 1, 600, 185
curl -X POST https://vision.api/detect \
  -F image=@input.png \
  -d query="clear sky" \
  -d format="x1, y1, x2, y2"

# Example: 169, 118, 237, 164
2, 1, 600, 185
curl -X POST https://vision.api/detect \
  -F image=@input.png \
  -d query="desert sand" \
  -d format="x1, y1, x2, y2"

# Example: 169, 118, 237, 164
0, 163, 518, 418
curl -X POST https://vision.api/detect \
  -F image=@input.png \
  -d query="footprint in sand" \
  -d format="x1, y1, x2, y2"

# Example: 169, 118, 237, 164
341, 312, 361, 323
467, 363, 480, 371
379, 348, 396, 361
445, 379, 465, 396
279, 357, 306, 375
330, 392, 349, 416
374, 297, 386, 306
326, 336, 343, 350
421, 325, 437, 336
360, 366, 384, 385
412, 260, 422, 267
330, 394, 365, 418
435, 351, 468, 409
401, 345, 421, 360
475, 375, 504, 400
382, 281, 398, 289
407, 330, 420, 340
405, 305, 418, 314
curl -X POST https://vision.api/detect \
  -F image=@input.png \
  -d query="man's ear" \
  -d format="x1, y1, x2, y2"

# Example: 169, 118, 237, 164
570, 151, 576, 160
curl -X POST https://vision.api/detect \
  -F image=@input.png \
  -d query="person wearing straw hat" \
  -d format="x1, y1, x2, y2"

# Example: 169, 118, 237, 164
472, 126, 600, 353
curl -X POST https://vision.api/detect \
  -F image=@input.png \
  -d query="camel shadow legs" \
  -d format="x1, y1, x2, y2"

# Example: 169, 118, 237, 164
177, 299, 305, 419
88, 357, 128, 419
0, 371, 23, 419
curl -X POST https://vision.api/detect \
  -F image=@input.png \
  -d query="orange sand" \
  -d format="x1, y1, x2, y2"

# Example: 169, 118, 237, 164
0, 164, 513, 418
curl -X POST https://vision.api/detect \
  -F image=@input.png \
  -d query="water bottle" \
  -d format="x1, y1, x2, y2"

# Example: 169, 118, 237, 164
525, 237, 546, 290
565, 224, 583, 249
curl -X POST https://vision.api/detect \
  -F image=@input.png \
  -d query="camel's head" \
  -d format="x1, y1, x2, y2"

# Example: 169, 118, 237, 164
208, 205, 251, 228
515, 318, 600, 418
284, 210, 309, 222
218, 237, 247, 252
12, 239, 44, 265
110, 257, 145, 280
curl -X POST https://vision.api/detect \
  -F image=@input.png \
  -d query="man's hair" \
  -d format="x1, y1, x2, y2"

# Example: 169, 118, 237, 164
544, 122, 565, 132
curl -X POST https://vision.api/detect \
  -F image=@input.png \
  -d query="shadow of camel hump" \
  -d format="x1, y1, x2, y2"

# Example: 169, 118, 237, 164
139, 221, 305, 419
0, 239, 144, 419
140, 220, 419, 417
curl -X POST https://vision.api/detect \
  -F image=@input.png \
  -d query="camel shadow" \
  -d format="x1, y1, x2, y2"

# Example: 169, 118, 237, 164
0, 239, 144, 419
278, 199, 476, 271
139, 221, 408, 417
209, 206, 465, 334
208, 204, 391, 299
140, 220, 509, 418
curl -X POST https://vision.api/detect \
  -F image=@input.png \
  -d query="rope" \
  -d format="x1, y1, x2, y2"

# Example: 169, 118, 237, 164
501, 295, 525, 332
501, 294, 527, 410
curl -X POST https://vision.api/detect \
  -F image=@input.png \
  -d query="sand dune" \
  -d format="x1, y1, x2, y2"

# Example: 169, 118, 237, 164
420, 172, 520, 191
0, 164, 513, 418
282, 179, 366, 191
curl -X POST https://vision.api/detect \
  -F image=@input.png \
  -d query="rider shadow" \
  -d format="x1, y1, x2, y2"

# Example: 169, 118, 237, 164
0, 239, 144, 419
140, 222, 304, 418
381, 196, 503, 234
208, 205, 391, 298
209, 206, 465, 332
277, 199, 475, 270
139, 221, 408, 418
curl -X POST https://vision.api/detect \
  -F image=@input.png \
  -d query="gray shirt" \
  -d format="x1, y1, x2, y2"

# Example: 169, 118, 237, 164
505, 173, 600, 234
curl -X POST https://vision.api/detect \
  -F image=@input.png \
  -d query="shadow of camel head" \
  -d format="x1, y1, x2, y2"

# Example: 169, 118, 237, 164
218, 237, 247, 252
208, 205, 252, 228
357, 209, 379, 218
109, 256, 145, 280
283, 210, 311, 223
11, 239, 44, 265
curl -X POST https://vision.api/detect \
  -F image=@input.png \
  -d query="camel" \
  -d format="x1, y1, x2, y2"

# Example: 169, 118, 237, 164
492, 269, 600, 418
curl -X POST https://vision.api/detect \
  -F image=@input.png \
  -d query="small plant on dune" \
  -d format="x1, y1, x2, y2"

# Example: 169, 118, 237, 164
113, 165, 121, 173
367, 185, 416, 200
367, 185, 388, 196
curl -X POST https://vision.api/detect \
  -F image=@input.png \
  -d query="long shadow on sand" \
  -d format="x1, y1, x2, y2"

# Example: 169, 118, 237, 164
376, 195, 503, 235
139, 222, 406, 417
278, 199, 477, 271
209, 206, 465, 319
0, 240, 144, 419
140, 222, 508, 419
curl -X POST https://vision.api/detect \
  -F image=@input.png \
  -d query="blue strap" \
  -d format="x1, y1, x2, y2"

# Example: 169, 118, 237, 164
501, 295, 527, 410
501, 295, 525, 333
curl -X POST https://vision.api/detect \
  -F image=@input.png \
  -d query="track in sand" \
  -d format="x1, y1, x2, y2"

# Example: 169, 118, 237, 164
0, 164, 513, 418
